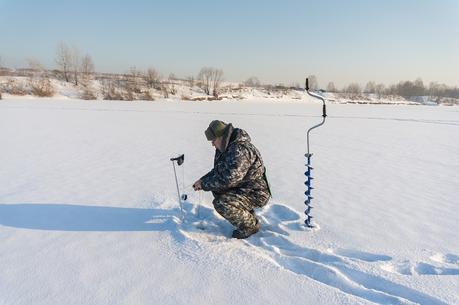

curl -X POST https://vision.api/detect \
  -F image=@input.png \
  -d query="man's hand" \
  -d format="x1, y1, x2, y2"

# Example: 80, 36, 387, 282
193, 180, 202, 191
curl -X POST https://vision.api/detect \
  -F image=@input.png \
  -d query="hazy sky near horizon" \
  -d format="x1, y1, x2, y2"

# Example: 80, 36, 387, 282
1, 0, 458, 87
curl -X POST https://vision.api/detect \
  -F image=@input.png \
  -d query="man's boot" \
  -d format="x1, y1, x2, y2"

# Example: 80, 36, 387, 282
232, 219, 260, 239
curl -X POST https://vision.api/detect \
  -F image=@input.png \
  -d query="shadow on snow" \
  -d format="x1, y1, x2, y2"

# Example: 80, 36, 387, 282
0, 203, 178, 232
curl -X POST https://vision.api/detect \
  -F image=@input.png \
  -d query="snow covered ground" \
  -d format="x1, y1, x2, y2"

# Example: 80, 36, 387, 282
0, 98, 458, 305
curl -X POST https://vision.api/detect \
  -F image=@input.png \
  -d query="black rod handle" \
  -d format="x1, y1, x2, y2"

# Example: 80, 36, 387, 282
170, 154, 185, 165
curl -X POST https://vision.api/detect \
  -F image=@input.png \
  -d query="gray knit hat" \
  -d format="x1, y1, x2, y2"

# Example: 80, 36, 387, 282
205, 120, 227, 140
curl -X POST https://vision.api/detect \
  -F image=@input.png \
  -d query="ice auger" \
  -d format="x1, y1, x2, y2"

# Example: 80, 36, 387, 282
304, 78, 327, 228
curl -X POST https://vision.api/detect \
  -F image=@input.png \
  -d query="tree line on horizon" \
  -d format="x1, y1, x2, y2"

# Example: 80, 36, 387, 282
1, 43, 458, 102
322, 78, 459, 100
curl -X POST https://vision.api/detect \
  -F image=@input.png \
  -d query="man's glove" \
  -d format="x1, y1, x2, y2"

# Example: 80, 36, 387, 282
193, 180, 202, 191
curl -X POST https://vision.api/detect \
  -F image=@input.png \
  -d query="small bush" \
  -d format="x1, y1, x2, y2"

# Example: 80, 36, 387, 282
81, 86, 97, 100
161, 85, 169, 98
103, 89, 124, 101
30, 78, 55, 97
4, 78, 28, 95
122, 89, 134, 101
101, 79, 124, 100
142, 90, 155, 101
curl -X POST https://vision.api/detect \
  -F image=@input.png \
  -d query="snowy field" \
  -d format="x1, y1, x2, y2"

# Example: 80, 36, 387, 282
0, 98, 458, 305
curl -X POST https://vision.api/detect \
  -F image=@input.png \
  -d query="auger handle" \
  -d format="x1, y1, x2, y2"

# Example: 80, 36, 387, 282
306, 78, 327, 118
305, 77, 327, 155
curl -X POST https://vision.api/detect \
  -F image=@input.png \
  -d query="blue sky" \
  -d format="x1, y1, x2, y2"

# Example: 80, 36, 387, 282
1, 0, 458, 87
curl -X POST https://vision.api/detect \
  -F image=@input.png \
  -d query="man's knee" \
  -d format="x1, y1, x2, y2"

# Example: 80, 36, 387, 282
212, 195, 247, 218
212, 197, 227, 215
213, 193, 249, 210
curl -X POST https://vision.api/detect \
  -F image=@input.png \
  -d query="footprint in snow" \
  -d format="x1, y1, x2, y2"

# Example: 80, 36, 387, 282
381, 260, 415, 275
415, 262, 459, 275
258, 203, 304, 236
381, 259, 459, 276
330, 248, 392, 262
430, 253, 459, 265
247, 234, 448, 305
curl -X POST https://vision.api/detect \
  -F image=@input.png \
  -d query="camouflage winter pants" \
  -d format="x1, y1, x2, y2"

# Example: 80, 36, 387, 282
212, 192, 258, 231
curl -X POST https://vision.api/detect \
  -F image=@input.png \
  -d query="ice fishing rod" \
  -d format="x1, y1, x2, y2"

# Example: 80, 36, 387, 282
170, 154, 186, 220
304, 78, 327, 228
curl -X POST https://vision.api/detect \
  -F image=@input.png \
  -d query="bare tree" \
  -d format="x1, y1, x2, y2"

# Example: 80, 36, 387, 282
394, 78, 426, 97
101, 78, 123, 100
56, 42, 72, 82
307, 75, 318, 90
70, 46, 81, 86
413, 78, 425, 96
186, 76, 195, 88
326, 82, 336, 92
428, 82, 446, 98
27, 58, 54, 97
375, 83, 386, 98
0, 56, 2, 99
121, 67, 144, 99
168, 73, 177, 81
244, 76, 260, 87
211, 68, 223, 97
145, 67, 160, 89
198, 67, 212, 95
364, 81, 376, 94
80, 54, 95, 85
79, 54, 96, 99
197, 67, 224, 97
133, 67, 145, 93
344, 83, 362, 99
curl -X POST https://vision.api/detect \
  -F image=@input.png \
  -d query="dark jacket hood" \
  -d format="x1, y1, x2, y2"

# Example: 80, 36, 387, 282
220, 124, 251, 153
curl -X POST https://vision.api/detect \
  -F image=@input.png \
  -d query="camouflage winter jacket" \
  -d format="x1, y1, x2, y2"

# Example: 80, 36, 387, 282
200, 124, 271, 207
